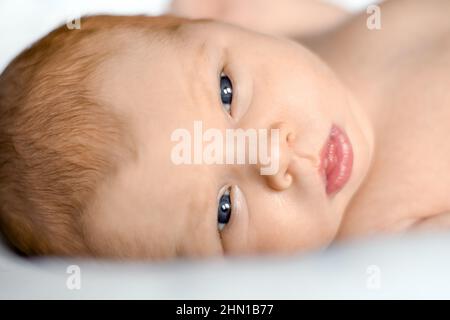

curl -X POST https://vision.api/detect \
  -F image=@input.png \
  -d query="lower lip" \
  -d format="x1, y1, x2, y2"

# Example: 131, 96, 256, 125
320, 125, 354, 195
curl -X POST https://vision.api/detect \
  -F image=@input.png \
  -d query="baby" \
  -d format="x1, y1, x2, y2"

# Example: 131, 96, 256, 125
1, 0, 450, 260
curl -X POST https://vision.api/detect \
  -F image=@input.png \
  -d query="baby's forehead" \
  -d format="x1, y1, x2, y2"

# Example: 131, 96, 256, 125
95, 32, 219, 129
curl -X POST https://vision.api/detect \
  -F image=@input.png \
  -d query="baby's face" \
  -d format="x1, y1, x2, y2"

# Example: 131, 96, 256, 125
85, 19, 374, 259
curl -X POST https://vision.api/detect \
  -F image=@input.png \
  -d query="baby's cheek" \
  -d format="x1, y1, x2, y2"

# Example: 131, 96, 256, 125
241, 201, 296, 252
248, 198, 335, 253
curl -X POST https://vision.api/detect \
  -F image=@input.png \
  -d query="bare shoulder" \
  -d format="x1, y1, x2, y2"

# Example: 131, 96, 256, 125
364, 0, 450, 36
320, 0, 450, 69
170, 0, 350, 37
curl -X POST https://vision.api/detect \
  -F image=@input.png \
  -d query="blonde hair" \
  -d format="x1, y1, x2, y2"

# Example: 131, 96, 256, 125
0, 15, 185, 255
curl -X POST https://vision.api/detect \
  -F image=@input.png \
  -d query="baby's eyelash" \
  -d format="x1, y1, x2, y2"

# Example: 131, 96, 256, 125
223, 103, 231, 112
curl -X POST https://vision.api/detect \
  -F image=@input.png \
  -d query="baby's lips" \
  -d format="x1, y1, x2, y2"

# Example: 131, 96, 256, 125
319, 124, 354, 195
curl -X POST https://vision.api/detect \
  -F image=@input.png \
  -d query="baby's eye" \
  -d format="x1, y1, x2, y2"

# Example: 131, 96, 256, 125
217, 187, 232, 231
220, 73, 233, 113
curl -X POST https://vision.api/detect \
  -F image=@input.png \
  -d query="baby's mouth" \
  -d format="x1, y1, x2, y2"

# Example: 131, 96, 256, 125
319, 125, 353, 195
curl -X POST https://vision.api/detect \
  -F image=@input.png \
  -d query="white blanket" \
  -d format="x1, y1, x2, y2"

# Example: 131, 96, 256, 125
1, 232, 450, 299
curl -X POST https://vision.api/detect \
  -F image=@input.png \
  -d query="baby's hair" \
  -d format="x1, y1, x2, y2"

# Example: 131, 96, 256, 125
0, 15, 186, 256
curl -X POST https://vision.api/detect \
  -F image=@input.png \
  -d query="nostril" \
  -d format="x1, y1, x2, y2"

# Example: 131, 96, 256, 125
286, 132, 297, 150
280, 173, 293, 190
287, 132, 295, 143
269, 172, 293, 191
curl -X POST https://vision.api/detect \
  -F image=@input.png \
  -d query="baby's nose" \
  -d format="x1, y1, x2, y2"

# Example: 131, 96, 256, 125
259, 122, 296, 191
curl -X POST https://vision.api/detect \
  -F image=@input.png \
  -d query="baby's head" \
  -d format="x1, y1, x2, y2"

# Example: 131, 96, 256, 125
0, 15, 374, 259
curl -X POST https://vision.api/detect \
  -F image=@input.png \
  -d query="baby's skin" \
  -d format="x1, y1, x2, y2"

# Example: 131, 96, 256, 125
85, 0, 450, 259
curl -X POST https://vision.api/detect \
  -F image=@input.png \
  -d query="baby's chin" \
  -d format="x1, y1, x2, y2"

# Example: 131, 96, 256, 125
341, 104, 374, 207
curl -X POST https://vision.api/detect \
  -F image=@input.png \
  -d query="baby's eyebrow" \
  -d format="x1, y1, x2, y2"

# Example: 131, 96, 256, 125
180, 178, 222, 251
181, 42, 224, 120
191, 185, 214, 225
195, 40, 209, 60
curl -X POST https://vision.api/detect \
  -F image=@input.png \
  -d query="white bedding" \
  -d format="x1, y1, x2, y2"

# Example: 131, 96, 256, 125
1, 232, 450, 299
